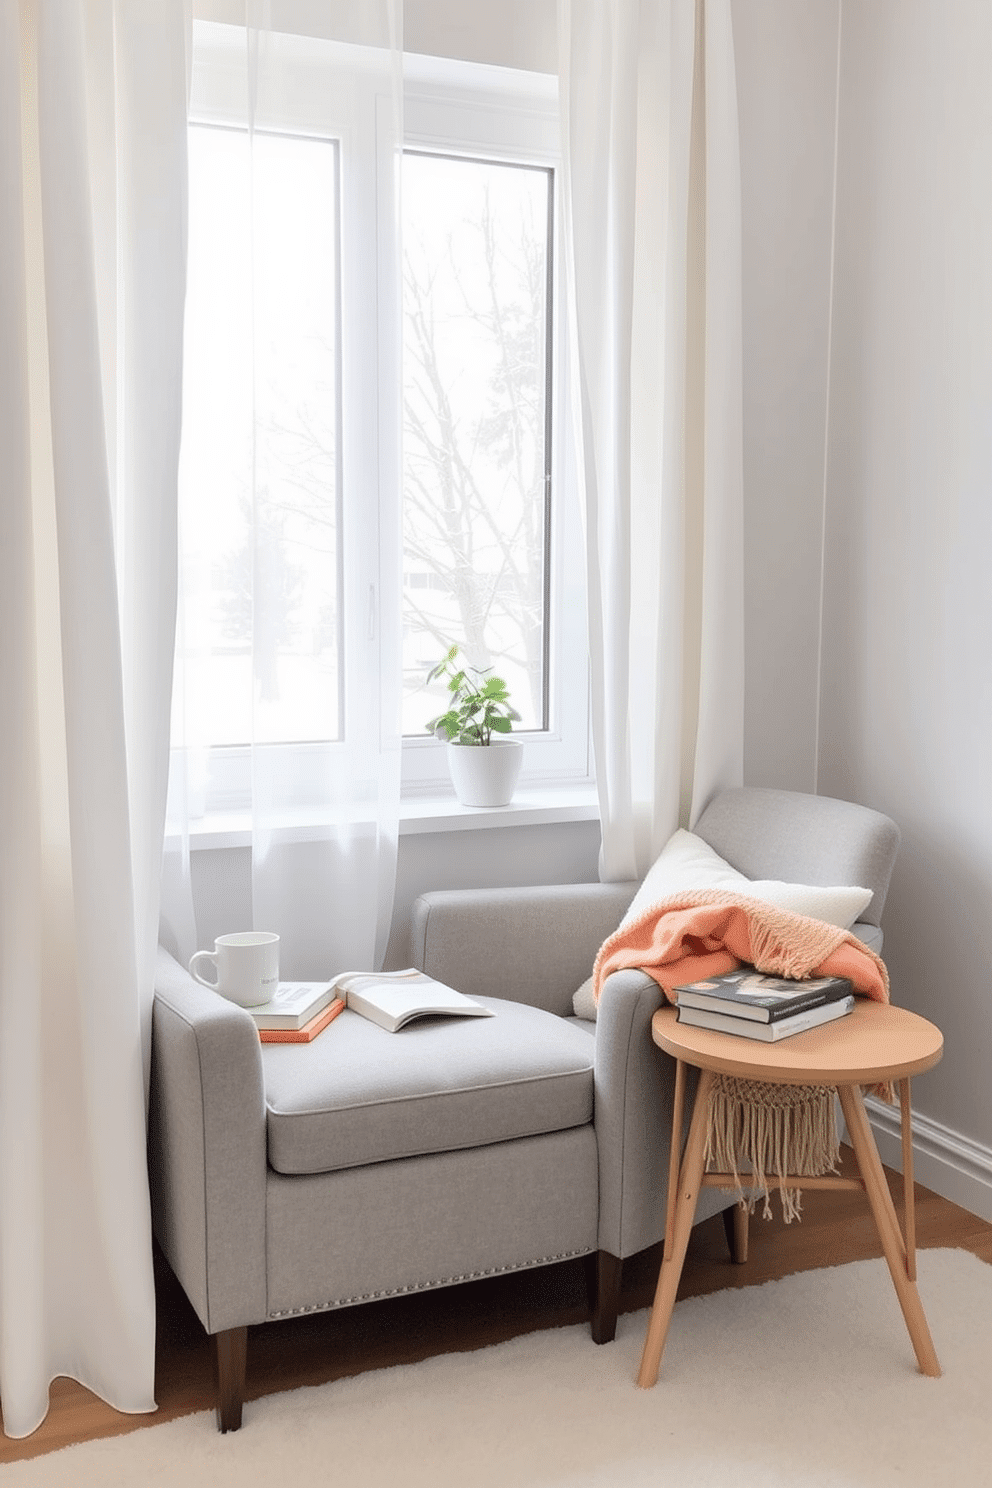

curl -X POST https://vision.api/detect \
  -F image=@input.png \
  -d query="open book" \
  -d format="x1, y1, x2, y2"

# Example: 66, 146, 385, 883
329, 968, 494, 1034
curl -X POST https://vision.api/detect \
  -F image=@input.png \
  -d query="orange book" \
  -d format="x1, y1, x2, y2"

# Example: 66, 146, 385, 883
258, 997, 345, 1044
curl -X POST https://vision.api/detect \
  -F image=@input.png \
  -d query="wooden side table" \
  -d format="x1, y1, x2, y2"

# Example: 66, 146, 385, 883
638, 999, 944, 1388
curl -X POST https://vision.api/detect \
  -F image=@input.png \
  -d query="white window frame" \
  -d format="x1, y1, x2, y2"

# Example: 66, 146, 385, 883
400, 55, 590, 795
181, 27, 590, 821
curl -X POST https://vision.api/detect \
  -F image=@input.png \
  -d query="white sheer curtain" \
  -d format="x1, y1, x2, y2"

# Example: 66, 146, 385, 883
559, 0, 744, 882
0, 1, 187, 1440
164, 3, 403, 980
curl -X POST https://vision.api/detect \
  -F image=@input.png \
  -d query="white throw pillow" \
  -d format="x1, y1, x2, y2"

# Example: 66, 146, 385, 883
619, 829, 872, 931
571, 829, 872, 1020
572, 975, 597, 1022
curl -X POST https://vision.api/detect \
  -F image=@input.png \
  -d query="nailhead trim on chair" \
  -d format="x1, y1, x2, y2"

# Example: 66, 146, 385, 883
266, 1248, 591, 1320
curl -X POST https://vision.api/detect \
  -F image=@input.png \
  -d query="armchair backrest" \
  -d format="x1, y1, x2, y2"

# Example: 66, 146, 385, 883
693, 787, 899, 929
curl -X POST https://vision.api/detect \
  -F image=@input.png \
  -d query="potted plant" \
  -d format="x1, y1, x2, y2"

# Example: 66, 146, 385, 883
426, 645, 523, 806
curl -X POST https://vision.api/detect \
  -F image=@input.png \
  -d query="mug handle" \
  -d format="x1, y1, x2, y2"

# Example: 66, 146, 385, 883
189, 950, 219, 989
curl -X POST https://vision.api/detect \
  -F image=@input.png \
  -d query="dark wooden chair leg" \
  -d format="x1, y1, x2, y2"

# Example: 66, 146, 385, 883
722, 1202, 749, 1264
588, 1249, 622, 1344
215, 1326, 248, 1432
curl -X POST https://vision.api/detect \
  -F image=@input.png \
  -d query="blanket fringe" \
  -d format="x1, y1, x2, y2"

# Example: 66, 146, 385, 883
746, 914, 831, 982
704, 1075, 841, 1223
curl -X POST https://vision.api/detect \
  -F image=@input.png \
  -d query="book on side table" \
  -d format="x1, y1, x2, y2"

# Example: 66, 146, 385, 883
329, 968, 494, 1034
674, 964, 857, 1042
676, 994, 856, 1042
674, 966, 855, 1022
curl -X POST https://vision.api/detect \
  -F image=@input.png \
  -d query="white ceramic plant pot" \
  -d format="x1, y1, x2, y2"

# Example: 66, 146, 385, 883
446, 739, 523, 807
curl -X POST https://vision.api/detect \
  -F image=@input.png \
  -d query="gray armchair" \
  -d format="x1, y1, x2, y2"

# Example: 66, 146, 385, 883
148, 786, 899, 1431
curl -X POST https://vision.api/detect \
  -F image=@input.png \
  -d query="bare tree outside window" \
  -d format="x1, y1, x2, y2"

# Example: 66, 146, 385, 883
402, 152, 553, 736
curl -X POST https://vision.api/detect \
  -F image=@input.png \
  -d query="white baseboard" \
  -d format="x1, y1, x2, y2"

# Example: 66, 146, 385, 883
864, 1097, 992, 1223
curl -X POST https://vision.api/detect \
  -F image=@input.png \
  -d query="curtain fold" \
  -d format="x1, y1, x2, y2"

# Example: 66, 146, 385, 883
559, 0, 744, 883
0, 0, 187, 1439
163, 2, 403, 981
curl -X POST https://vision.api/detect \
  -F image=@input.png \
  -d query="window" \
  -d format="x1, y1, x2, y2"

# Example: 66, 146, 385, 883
402, 58, 588, 791
176, 31, 588, 813
180, 124, 341, 748
402, 150, 553, 738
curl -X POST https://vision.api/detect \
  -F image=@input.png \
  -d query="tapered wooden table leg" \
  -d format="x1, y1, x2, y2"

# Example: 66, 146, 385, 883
637, 1069, 715, 1388
899, 1078, 917, 1281
663, 1059, 687, 1256
838, 1083, 940, 1377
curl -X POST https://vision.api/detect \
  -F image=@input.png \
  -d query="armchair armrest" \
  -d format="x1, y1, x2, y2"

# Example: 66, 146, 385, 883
148, 949, 267, 1334
409, 882, 638, 1017
594, 971, 740, 1259
594, 968, 668, 1258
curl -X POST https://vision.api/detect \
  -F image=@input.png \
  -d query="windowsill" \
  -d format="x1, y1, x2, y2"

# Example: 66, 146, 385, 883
399, 783, 599, 835
171, 783, 600, 850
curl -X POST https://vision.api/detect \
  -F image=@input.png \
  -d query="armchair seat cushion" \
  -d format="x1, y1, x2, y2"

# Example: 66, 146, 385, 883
262, 997, 595, 1176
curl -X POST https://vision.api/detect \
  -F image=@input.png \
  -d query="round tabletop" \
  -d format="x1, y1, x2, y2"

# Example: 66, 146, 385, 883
651, 999, 943, 1086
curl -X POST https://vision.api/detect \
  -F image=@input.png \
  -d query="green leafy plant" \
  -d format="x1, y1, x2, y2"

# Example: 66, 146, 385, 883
426, 645, 521, 746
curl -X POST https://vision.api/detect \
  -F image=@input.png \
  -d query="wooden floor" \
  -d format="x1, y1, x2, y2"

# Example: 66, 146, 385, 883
3, 1148, 992, 1463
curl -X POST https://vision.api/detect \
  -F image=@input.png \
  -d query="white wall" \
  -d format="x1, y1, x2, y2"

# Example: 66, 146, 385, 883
732, 0, 992, 1215
406, 0, 556, 72
818, 0, 992, 1206
732, 0, 840, 793
195, 0, 557, 71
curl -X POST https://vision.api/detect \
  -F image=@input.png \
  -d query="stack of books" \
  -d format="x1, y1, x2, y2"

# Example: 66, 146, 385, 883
249, 982, 346, 1043
674, 967, 856, 1042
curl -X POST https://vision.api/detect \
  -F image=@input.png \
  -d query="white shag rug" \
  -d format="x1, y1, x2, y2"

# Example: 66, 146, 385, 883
2, 1248, 990, 1487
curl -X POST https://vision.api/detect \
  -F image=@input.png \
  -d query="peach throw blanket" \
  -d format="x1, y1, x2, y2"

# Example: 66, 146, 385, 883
592, 888, 889, 1006
593, 890, 892, 1219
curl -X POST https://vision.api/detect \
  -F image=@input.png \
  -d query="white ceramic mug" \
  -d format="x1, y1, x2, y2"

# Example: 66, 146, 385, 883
189, 931, 280, 1008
